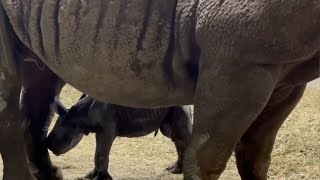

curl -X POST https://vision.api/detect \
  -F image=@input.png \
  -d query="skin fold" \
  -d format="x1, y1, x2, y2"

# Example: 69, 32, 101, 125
0, 0, 319, 180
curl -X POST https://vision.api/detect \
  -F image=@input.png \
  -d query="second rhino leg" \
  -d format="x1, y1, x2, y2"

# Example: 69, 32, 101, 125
234, 85, 306, 180
0, 2, 35, 179
0, 85, 36, 180
1, 126, 36, 180
20, 61, 65, 180
183, 63, 280, 180
160, 106, 193, 174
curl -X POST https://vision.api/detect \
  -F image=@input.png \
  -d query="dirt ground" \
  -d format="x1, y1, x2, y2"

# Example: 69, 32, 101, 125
1, 80, 319, 180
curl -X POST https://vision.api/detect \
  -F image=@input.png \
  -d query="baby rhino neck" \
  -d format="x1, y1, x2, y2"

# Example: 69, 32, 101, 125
78, 116, 102, 135
80, 101, 108, 134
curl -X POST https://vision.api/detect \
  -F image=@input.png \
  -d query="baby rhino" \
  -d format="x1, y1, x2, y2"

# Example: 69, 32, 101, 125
47, 94, 192, 180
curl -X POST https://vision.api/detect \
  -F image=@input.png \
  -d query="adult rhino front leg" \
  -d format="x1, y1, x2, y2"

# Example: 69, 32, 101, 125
20, 58, 65, 180
0, 78, 36, 180
234, 85, 306, 180
0, 87, 36, 180
0, 2, 35, 179
183, 61, 280, 180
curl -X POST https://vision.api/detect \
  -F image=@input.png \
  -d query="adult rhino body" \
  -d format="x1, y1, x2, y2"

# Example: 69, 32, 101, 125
4, 0, 198, 106
0, 0, 319, 180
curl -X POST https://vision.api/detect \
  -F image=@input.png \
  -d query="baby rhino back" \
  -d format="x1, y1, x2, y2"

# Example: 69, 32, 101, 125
109, 104, 170, 137
109, 104, 175, 137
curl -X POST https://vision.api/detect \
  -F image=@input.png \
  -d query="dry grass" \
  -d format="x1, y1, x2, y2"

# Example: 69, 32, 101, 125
0, 84, 319, 180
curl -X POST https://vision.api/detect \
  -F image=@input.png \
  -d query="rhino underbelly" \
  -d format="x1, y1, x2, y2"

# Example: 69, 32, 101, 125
51, 61, 194, 107
117, 129, 158, 138
117, 120, 161, 138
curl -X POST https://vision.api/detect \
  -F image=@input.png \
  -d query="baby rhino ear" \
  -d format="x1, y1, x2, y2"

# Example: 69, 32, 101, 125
53, 97, 68, 115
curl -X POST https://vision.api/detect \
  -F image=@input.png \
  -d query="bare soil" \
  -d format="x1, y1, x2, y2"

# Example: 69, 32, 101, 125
1, 82, 319, 180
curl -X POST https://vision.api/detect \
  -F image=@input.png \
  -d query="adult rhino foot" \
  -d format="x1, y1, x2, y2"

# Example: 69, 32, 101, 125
166, 162, 183, 174
34, 165, 63, 180
85, 169, 112, 180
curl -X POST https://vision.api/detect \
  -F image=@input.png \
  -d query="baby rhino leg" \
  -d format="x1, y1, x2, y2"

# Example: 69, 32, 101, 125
160, 106, 193, 174
85, 121, 116, 180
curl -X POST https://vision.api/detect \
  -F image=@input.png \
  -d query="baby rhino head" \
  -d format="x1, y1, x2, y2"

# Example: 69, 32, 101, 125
47, 94, 93, 155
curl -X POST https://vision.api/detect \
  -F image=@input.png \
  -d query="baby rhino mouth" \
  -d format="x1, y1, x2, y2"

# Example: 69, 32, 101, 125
47, 138, 72, 156
48, 140, 75, 156
52, 150, 63, 156
51, 135, 85, 156
47, 140, 68, 156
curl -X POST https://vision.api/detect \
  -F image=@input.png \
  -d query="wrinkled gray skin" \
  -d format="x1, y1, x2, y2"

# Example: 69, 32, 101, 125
0, 0, 320, 180
47, 95, 192, 180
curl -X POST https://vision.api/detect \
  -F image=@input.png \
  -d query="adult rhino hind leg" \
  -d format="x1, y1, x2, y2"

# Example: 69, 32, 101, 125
183, 62, 280, 180
20, 59, 65, 180
234, 85, 306, 180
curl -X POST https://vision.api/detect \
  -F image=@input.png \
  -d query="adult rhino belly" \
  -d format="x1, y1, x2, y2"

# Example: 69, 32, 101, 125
4, 0, 194, 107
52, 61, 194, 107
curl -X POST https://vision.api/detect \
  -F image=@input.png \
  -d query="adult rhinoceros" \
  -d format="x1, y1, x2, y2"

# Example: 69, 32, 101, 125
0, 0, 319, 180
